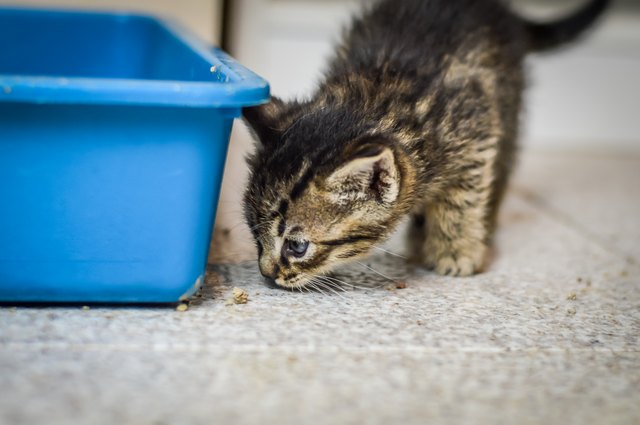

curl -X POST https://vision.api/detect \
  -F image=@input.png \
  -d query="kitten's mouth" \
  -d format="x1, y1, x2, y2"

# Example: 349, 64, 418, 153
260, 275, 306, 290
269, 275, 310, 290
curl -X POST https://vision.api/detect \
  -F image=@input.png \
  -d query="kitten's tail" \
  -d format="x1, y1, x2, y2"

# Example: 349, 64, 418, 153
522, 0, 610, 53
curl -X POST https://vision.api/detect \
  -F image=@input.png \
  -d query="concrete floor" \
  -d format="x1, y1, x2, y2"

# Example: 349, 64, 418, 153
1, 151, 639, 425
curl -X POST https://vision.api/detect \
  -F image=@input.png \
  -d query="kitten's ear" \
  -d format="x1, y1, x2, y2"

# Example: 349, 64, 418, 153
326, 143, 400, 205
242, 96, 286, 146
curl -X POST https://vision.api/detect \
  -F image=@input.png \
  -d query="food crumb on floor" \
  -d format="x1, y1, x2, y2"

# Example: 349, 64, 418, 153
232, 287, 248, 304
395, 281, 407, 289
567, 307, 577, 316
567, 292, 577, 301
176, 303, 188, 312
81, 306, 90, 311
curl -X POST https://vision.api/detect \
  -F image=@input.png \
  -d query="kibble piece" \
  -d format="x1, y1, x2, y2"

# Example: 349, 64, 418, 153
395, 281, 407, 289
566, 293, 577, 301
176, 303, 189, 312
232, 287, 249, 304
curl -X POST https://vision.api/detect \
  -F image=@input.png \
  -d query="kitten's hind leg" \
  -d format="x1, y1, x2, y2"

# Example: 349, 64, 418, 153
421, 148, 497, 277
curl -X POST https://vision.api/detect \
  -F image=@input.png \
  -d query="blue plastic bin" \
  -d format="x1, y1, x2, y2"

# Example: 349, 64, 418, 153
0, 8, 269, 303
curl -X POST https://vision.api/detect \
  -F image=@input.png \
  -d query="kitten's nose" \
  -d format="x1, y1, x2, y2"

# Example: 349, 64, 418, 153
259, 266, 276, 279
258, 258, 279, 279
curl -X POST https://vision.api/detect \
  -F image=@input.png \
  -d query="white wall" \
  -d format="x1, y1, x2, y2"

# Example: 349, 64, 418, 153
524, 11, 640, 151
0, 0, 223, 44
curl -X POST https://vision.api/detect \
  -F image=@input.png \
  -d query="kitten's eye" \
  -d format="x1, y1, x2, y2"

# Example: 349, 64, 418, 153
284, 239, 309, 258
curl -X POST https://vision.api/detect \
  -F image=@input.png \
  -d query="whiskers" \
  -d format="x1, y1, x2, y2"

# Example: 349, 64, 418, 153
372, 246, 407, 259
298, 273, 347, 299
295, 270, 387, 298
350, 261, 409, 291
320, 274, 377, 291
355, 261, 400, 283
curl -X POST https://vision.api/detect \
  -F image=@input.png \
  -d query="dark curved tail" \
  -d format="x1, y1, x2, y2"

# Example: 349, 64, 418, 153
523, 0, 610, 52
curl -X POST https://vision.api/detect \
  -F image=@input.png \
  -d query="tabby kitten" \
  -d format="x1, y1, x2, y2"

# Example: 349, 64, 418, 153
242, 0, 608, 288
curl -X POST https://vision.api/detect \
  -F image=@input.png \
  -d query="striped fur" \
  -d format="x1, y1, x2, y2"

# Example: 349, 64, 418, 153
242, 0, 608, 288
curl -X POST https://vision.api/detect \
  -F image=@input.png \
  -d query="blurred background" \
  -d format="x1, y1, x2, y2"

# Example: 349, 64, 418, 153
2, 0, 638, 252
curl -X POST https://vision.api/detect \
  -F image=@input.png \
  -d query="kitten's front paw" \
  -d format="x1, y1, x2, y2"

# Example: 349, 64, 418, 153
432, 255, 479, 276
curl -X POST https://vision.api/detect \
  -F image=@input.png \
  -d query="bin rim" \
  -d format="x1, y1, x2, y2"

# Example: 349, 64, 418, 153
0, 7, 270, 108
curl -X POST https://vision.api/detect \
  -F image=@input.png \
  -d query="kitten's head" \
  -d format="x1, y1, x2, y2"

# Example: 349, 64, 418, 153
242, 97, 410, 289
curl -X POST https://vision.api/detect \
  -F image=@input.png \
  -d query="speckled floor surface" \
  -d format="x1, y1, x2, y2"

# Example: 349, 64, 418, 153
1, 152, 639, 425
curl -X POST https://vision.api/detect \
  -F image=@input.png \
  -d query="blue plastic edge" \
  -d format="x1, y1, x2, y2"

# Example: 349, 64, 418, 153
0, 7, 270, 108
179, 274, 204, 302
